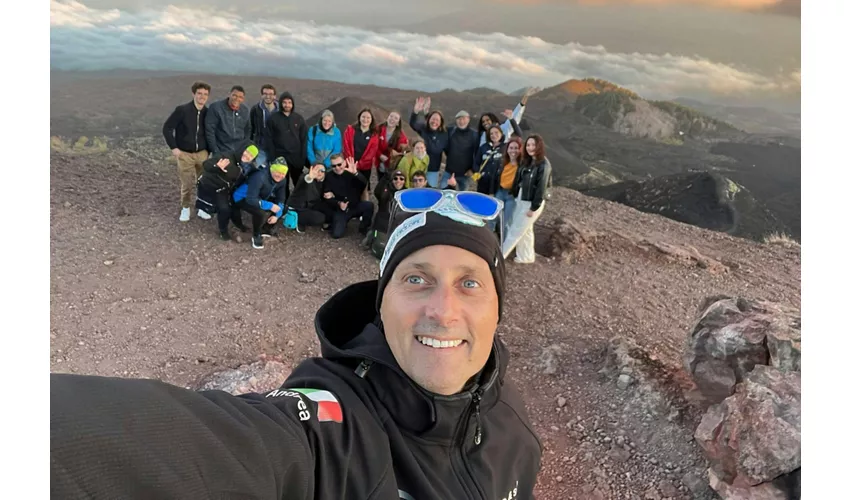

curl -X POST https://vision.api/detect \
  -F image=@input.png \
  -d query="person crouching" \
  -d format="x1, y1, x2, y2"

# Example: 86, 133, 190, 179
197, 142, 258, 240
232, 158, 288, 249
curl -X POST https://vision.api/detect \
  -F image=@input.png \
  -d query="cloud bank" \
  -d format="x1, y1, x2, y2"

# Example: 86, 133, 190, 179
50, 1, 800, 104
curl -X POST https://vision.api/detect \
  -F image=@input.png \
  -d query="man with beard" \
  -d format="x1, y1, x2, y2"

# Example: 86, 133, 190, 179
248, 84, 278, 168
50, 190, 543, 499
321, 154, 373, 239
268, 91, 308, 197
162, 81, 212, 222
205, 85, 251, 156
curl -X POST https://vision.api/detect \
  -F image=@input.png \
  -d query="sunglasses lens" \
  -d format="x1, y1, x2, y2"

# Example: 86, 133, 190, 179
398, 188, 443, 210
456, 192, 500, 218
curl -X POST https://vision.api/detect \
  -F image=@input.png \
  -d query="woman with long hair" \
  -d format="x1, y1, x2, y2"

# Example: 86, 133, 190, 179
472, 125, 506, 195
306, 109, 342, 169
376, 111, 408, 181
409, 96, 449, 188
502, 134, 552, 264
343, 108, 380, 191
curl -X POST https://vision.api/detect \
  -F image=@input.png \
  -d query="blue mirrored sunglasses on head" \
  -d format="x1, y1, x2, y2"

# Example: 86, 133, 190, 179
393, 188, 503, 220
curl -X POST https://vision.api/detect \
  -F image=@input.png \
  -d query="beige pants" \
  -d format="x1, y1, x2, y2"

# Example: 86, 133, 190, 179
176, 150, 208, 208
502, 190, 544, 262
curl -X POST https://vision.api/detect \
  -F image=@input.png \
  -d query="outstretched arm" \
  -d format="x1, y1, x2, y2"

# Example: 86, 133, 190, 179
51, 374, 313, 499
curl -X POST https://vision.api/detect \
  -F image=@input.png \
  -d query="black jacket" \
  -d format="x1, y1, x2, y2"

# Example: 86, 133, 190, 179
287, 169, 323, 210
249, 101, 278, 153
409, 112, 449, 172
197, 141, 250, 193
204, 98, 251, 155
372, 175, 403, 233
511, 156, 552, 211
162, 100, 208, 153
50, 281, 542, 500
474, 142, 506, 195
445, 126, 478, 176
268, 92, 308, 170
322, 170, 367, 206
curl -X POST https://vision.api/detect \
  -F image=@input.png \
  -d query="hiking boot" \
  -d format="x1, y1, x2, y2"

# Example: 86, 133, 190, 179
219, 231, 231, 241
179, 207, 190, 222
233, 222, 248, 233
252, 236, 264, 249
197, 209, 212, 220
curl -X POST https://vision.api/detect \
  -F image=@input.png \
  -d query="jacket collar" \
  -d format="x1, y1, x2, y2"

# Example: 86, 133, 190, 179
315, 281, 508, 444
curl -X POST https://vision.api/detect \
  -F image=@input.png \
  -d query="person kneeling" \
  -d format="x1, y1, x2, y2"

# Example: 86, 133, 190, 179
197, 142, 258, 240
288, 163, 334, 232
232, 158, 288, 249
362, 169, 406, 256
321, 155, 374, 239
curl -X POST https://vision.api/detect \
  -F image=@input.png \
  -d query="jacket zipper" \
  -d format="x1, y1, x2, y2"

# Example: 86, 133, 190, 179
195, 108, 200, 152
451, 386, 486, 500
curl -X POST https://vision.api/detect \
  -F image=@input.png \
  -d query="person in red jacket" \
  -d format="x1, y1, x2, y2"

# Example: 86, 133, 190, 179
343, 108, 380, 192
376, 110, 408, 182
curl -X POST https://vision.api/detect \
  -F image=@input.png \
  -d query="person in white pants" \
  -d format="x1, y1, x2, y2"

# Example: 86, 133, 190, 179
501, 134, 552, 263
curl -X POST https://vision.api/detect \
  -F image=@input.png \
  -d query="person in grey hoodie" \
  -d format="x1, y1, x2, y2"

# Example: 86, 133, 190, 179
204, 85, 251, 155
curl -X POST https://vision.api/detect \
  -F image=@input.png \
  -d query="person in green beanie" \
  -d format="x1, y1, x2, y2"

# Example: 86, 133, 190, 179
196, 141, 259, 240
232, 156, 289, 249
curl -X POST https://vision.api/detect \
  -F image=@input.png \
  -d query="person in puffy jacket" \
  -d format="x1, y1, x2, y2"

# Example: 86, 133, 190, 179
204, 85, 251, 155
232, 158, 288, 249
343, 108, 380, 191
50, 208, 543, 500
375, 111, 408, 181
502, 134, 552, 263
196, 141, 257, 240
409, 96, 449, 188
395, 140, 429, 188
306, 109, 342, 169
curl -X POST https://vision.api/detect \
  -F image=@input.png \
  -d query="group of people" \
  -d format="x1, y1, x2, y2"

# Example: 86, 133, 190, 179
162, 82, 551, 262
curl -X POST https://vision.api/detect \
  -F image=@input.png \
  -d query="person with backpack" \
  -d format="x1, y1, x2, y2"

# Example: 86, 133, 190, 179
196, 141, 257, 240
343, 108, 381, 192
409, 97, 449, 188
306, 109, 342, 169
231, 158, 289, 249
502, 134, 552, 264
375, 111, 408, 181
443, 110, 479, 191
361, 169, 406, 256
287, 163, 335, 232
395, 140, 429, 188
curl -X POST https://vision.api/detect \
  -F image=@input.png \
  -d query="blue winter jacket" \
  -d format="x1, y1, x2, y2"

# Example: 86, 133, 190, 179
232, 168, 287, 217
306, 124, 342, 168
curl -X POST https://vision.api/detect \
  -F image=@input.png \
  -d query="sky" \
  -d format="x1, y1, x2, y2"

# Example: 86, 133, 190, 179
50, 0, 800, 112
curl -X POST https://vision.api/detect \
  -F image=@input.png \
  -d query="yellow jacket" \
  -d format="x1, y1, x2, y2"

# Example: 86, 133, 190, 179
396, 154, 430, 188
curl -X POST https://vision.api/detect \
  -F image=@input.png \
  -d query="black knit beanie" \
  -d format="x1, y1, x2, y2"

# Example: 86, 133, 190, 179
376, 211, 506, 321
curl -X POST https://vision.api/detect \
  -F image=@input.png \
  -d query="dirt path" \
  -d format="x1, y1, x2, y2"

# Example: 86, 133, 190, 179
50, 140, 800, 499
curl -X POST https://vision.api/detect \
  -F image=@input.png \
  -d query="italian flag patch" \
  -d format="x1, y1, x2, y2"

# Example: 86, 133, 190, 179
291, 388, 343, 423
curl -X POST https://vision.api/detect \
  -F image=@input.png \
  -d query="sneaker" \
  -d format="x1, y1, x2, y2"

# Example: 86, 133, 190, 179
513, 257, 535, 264
197, 209, 212, 220
321, 223, 330, 231
296, 224, 305, 233
219, 231, 231, 241
252, 236, 264, 249
179, 207, 190, 222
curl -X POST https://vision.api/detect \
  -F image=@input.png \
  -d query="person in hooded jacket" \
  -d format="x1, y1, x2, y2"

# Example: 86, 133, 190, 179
343, 108, 381, 192
232, 158, 289, 249
409, 96, 449, 188
267, 91, 307, 197
395, 140, 429, 188
472, 125, 506, 196
502, 134, 552, 264
287, 163, 335, 231
196, 141, 257, 240
306, 109, 342, 169
375, 110, 408, 181
50, 200, 543, 500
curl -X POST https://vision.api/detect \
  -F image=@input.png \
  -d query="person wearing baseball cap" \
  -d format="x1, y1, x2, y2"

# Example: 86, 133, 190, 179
444, 108, 478, 191
50, 189, 542, 499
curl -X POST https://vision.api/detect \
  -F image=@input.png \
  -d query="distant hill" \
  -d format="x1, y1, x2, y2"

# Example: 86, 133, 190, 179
465, 87, 505, 97
535, 78, 639, 104
305, 96, 421, 142
581, 172, 790, 241
673, 98, 800, 138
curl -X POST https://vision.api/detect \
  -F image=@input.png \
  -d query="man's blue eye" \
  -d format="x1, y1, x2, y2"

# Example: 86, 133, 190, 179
462, 280, 480, 289
406, 276, 425, 285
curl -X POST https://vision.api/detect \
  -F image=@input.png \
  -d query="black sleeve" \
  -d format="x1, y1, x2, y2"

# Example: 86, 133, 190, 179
531, 159, 552, 212
509, 118, 522, 138
51, 374, 313, 500
162, 106, 181, 150
205, 106, 220, 154
249, 106, 258, 142
299, 116, 309, 162
409, 112, 425, 134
